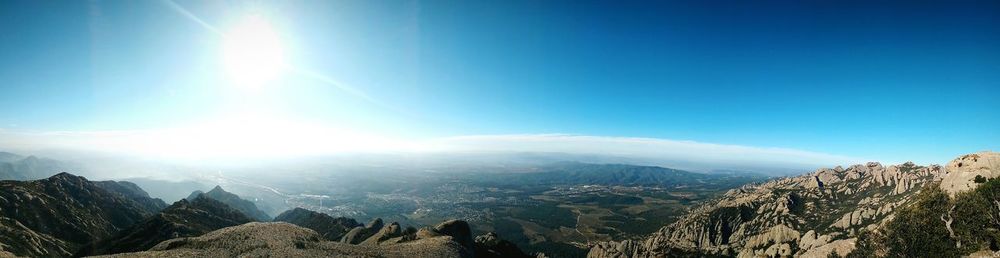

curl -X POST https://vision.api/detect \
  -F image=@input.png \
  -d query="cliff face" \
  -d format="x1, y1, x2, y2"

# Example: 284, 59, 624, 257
589, 157, 961, 258
940, 152, 1000, 196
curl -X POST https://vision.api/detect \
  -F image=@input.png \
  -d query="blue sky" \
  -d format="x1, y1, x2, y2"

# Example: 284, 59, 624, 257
0, 0, 997, 165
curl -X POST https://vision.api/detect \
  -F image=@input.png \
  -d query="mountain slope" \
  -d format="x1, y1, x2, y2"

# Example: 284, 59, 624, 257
589, 162, 945, 257
0, 173, 159, 257
589, 152, 1000, 258
850, 151, 1000, 257
92, 222, 473, 258
273, 208, 361, 241
93, 180, 168, 213
76, 194, 254, 256
187, 186, 271, 221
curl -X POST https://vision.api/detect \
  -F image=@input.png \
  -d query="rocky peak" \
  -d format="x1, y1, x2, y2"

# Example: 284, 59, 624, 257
940, 151, 1000, 196
45, 172, 84, 183
186, 186, 271, 221
208, 185, 225, 193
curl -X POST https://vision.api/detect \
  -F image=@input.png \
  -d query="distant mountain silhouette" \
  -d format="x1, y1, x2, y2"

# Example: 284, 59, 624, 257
477, 162, 764, 187
0, 154, 77, 181
187, 185, 271, 221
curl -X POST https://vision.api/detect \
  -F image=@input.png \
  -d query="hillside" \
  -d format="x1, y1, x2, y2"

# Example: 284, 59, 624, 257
75, 194, 254, 256
588, 151, 1000, 257
0, 173, 161, 257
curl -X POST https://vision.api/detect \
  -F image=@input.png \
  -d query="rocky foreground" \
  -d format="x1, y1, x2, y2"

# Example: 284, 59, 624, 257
94, 222, 470, 258
589, 151, 1000, 258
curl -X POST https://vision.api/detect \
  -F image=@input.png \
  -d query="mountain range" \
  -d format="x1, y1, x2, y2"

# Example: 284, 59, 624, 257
0, 170, 535, 258
589, 151, 1000, 258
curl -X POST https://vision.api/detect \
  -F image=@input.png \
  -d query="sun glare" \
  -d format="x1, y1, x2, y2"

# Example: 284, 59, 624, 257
222, 15, 286, 90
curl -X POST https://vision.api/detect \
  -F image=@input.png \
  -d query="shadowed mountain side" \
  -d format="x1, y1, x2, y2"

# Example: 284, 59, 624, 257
273, 208, 360, 241
75, 195, 254, 256
93, 180, 167, 213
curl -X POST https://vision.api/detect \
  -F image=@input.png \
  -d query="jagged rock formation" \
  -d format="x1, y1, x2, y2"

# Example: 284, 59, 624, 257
341, 218, 385, 244
0, 173, 160, 257
589, 160, 949, 258
330, 216, 538, 257
360, 221, 408, 245
474, 232, 534, 258
75, 194, 254, 256
186, 186, 271, 221
91, 222, 473, 258
940, 151, 1000, 196
273, 207, 361, 241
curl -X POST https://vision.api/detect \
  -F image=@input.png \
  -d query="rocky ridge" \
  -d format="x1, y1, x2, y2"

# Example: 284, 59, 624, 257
0, 173, 160, 257
588, 153, 977, 257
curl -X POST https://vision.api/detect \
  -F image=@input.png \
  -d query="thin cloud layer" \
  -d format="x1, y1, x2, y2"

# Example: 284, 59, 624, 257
431, 134, 865, 169
1, 127, 863, 171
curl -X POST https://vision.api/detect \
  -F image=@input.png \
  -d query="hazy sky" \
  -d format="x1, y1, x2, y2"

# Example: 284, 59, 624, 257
0, 0, 997, 165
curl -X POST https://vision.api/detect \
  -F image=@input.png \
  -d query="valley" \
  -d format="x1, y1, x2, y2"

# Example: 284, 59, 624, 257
211, 163, 766, 257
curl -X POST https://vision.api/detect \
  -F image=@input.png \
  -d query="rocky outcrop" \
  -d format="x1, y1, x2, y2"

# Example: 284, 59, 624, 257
588, 158, 949, 258
474, 232, 533, 258
273, 208, 360, 241
341, 218, 385, 244
434, 220, 475, 252
799, 238, 855, 258
940, 151, 1000, 196
360, 222, 404, 245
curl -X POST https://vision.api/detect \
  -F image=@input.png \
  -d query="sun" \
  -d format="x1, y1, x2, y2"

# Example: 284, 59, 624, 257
221, 15, 286, 90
